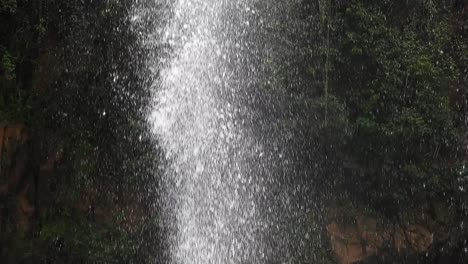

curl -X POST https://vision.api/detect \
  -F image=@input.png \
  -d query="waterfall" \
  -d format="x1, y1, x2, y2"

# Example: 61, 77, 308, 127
133, 1, 297, 263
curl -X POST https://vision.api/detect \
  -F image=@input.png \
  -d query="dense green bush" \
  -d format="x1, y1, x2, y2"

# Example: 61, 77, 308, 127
1, 0, 159, 263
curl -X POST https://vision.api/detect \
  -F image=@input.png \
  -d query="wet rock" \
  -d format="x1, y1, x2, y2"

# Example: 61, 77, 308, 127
325, 202, 454, 264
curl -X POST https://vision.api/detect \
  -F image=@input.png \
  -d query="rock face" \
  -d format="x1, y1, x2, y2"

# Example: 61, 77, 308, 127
326, 198, 461, 264
327, 216, 433, 264
0, 124, 63, 240
0, 124, 34, 237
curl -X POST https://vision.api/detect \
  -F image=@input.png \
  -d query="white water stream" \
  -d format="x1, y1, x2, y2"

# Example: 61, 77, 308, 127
134, 1, 296, 263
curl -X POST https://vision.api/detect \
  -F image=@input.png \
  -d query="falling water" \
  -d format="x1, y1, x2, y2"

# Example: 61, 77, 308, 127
133, 1, 299, 263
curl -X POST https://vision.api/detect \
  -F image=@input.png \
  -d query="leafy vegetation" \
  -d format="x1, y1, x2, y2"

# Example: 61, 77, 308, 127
1, 0, 159, 263
291, 0, 468, 262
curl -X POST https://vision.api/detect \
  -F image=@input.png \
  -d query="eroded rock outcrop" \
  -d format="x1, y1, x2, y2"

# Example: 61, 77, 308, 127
327, 217, 433, 264
0, 124, 63, 238
326, 198, 460, 264
0, 124, 34, 240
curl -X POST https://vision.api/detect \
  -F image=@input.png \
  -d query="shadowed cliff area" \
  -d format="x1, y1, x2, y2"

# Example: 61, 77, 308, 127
1, 1, 160, 263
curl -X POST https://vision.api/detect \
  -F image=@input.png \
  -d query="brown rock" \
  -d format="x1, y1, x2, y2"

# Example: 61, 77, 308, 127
327, 213, 434, 264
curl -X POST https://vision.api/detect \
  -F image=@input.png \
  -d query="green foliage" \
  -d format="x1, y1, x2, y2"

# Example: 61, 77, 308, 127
0, 0, 16, 13
294, 1, 468, 260
0, 0, 47, 123
0, 0, 159, 263
1, 50, 15, 80
37, 213, 137, 263
329, 0, 464, 211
